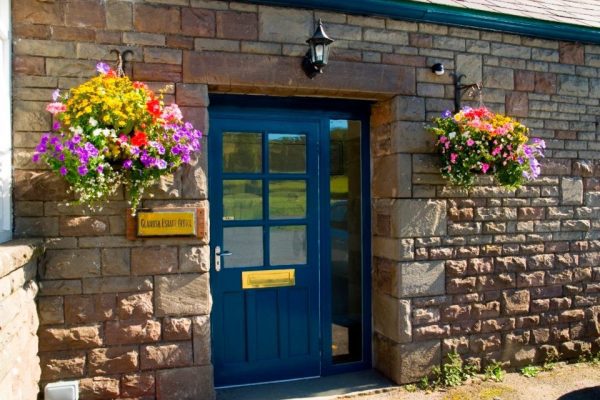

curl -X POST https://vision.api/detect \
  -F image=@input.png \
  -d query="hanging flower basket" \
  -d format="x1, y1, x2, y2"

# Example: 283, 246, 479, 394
33, 62, 202, 212
428, 107, 545, 190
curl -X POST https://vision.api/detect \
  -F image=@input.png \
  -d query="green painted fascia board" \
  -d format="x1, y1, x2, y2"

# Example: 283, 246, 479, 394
249, 0, 600, 44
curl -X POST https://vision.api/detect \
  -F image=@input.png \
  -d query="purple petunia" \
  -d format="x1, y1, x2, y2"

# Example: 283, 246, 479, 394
441, 110, 452, 118
123, 160, 133, 169
78, 165, 88, 176
52, 88, 60, 102
96, 62, 111, 75
59, 166, 67, 176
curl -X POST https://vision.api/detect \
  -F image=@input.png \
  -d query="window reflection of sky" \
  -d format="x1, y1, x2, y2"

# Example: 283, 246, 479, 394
330, 120, 349, 130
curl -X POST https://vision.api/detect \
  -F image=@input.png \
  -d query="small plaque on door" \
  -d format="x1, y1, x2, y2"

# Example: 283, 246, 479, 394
242, 269, 296, 289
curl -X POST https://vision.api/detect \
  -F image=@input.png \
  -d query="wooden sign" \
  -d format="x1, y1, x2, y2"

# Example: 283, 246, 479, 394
126, 207, 207, 240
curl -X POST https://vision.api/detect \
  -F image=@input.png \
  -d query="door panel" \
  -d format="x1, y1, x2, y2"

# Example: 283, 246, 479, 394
210, 117, 321, 386
210, 97, 372, 387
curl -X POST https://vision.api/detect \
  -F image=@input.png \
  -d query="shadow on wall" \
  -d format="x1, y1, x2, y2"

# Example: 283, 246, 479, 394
557, 386, 600, 400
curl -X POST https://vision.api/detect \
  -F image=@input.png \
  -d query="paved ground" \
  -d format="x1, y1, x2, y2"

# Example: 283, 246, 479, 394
217, 363, 600, 400
340, 363, 600, 400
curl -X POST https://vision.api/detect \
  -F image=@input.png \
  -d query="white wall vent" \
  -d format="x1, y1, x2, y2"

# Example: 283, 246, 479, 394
44, 381, 79, 400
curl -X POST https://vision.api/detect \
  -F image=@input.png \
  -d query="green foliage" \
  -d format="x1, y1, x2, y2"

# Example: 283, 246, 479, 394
542, 352, 559, 371
418, 352, 478, 390
576, 350, 600, 365
483, 362, 505, 382
520, 365, 541, 378
404, 384, 417, 393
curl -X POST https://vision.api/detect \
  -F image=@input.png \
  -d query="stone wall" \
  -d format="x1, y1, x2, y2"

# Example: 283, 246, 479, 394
10, 0, 600, 394
371, 84, 600, 381
0, 240, 42, 399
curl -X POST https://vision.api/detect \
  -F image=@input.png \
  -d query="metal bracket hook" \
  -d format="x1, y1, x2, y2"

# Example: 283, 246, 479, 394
454, 73, 482, 112
110, 49, 134, 78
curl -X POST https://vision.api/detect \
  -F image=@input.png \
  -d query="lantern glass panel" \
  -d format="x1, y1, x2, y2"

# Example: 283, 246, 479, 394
315, 44, 324, 63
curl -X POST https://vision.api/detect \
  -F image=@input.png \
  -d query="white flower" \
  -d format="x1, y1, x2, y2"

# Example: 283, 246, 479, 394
448, 131, 456, 139
89, 117, 98, 127
70, 126, 83, 135
92, 128, 102, 136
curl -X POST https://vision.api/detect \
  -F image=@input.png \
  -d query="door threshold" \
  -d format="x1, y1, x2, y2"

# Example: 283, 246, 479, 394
216, 375, 321, 390
216, 369, 395, 400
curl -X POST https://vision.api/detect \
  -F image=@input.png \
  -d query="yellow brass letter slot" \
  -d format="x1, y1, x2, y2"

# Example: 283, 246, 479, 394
242, 269, 296, 289
137, 211, 197, 237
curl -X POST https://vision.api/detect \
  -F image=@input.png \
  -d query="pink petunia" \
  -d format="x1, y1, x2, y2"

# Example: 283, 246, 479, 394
466, 138, 475, 147
450, 153, 458, 164
46, 102, 66, 115
481, 163, 490, 173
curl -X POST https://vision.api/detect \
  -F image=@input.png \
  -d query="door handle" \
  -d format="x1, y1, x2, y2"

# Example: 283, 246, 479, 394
215, 246, 232, 272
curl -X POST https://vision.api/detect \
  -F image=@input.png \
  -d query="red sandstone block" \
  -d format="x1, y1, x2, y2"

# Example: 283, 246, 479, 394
534, 72, 557, 94
559, 42, 584, 65
121, 372, 156, 398
79, 376, 120, 399
131, 247, 178, 276
216, 11, 257, 40
64, 294, 116, 324
514, 70, 535, 91
134, 4, 180, 34
505, 92, 528, 117
52, 26, 95, 42
182, 7, 215, 37
13, 56, 45, 75
88, 346, 139, 375
65, 0, 106, 29
13, 0, 63, 25
133, 63, 182, 83
167, 35, 195, 50
141, 342, 193, 370
40, 351, 86, 381
39, 325, 103, 351
105, 320, 161, 345
12, 24, 50, 40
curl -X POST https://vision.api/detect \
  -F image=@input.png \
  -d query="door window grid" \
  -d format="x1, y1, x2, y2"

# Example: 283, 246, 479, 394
222, 131, 309, 268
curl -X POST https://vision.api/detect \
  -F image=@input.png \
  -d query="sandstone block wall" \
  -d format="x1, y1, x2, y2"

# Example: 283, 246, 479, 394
10, 0, 600, 394
0, 240, 42, 400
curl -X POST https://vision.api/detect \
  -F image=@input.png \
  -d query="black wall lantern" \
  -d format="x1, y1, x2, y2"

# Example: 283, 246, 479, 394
302, 19, 334, 79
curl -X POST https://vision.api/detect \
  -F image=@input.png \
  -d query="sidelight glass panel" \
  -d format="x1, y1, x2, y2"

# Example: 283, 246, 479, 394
270, 225, 307, 265
269, 180, 306, 219
330, 119, 363, 363
223, 132, 262, 173
223, 180, 262, 221
269, 133, 306, 173
223, 226, 263, 268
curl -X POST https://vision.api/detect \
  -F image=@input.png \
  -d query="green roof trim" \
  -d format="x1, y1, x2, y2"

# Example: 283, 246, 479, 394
249, 0, 600, 44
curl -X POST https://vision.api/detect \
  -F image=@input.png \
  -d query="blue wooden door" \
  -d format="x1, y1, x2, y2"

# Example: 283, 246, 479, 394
209, 113, 321, 386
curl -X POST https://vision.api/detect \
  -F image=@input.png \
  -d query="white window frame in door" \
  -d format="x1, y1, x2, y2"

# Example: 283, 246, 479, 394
0, 0, 12, 243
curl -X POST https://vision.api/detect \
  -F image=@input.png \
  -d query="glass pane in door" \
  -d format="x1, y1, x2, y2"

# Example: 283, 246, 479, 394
269, 133, 306, 173
223, 180, 262, 221
223, 226, 263, 268
269, 180, 307, 219
223, 132, 262, 173
330, 120, 363, 363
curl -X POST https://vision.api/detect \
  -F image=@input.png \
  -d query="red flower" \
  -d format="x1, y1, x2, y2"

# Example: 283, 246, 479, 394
146, 98, 161, 119
131, 131, 148, 147
133, 81, 148, 90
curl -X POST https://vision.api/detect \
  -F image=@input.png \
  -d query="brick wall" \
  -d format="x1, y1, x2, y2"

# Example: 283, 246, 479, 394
10, 0, 600, 396
0, 240, 42, 399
